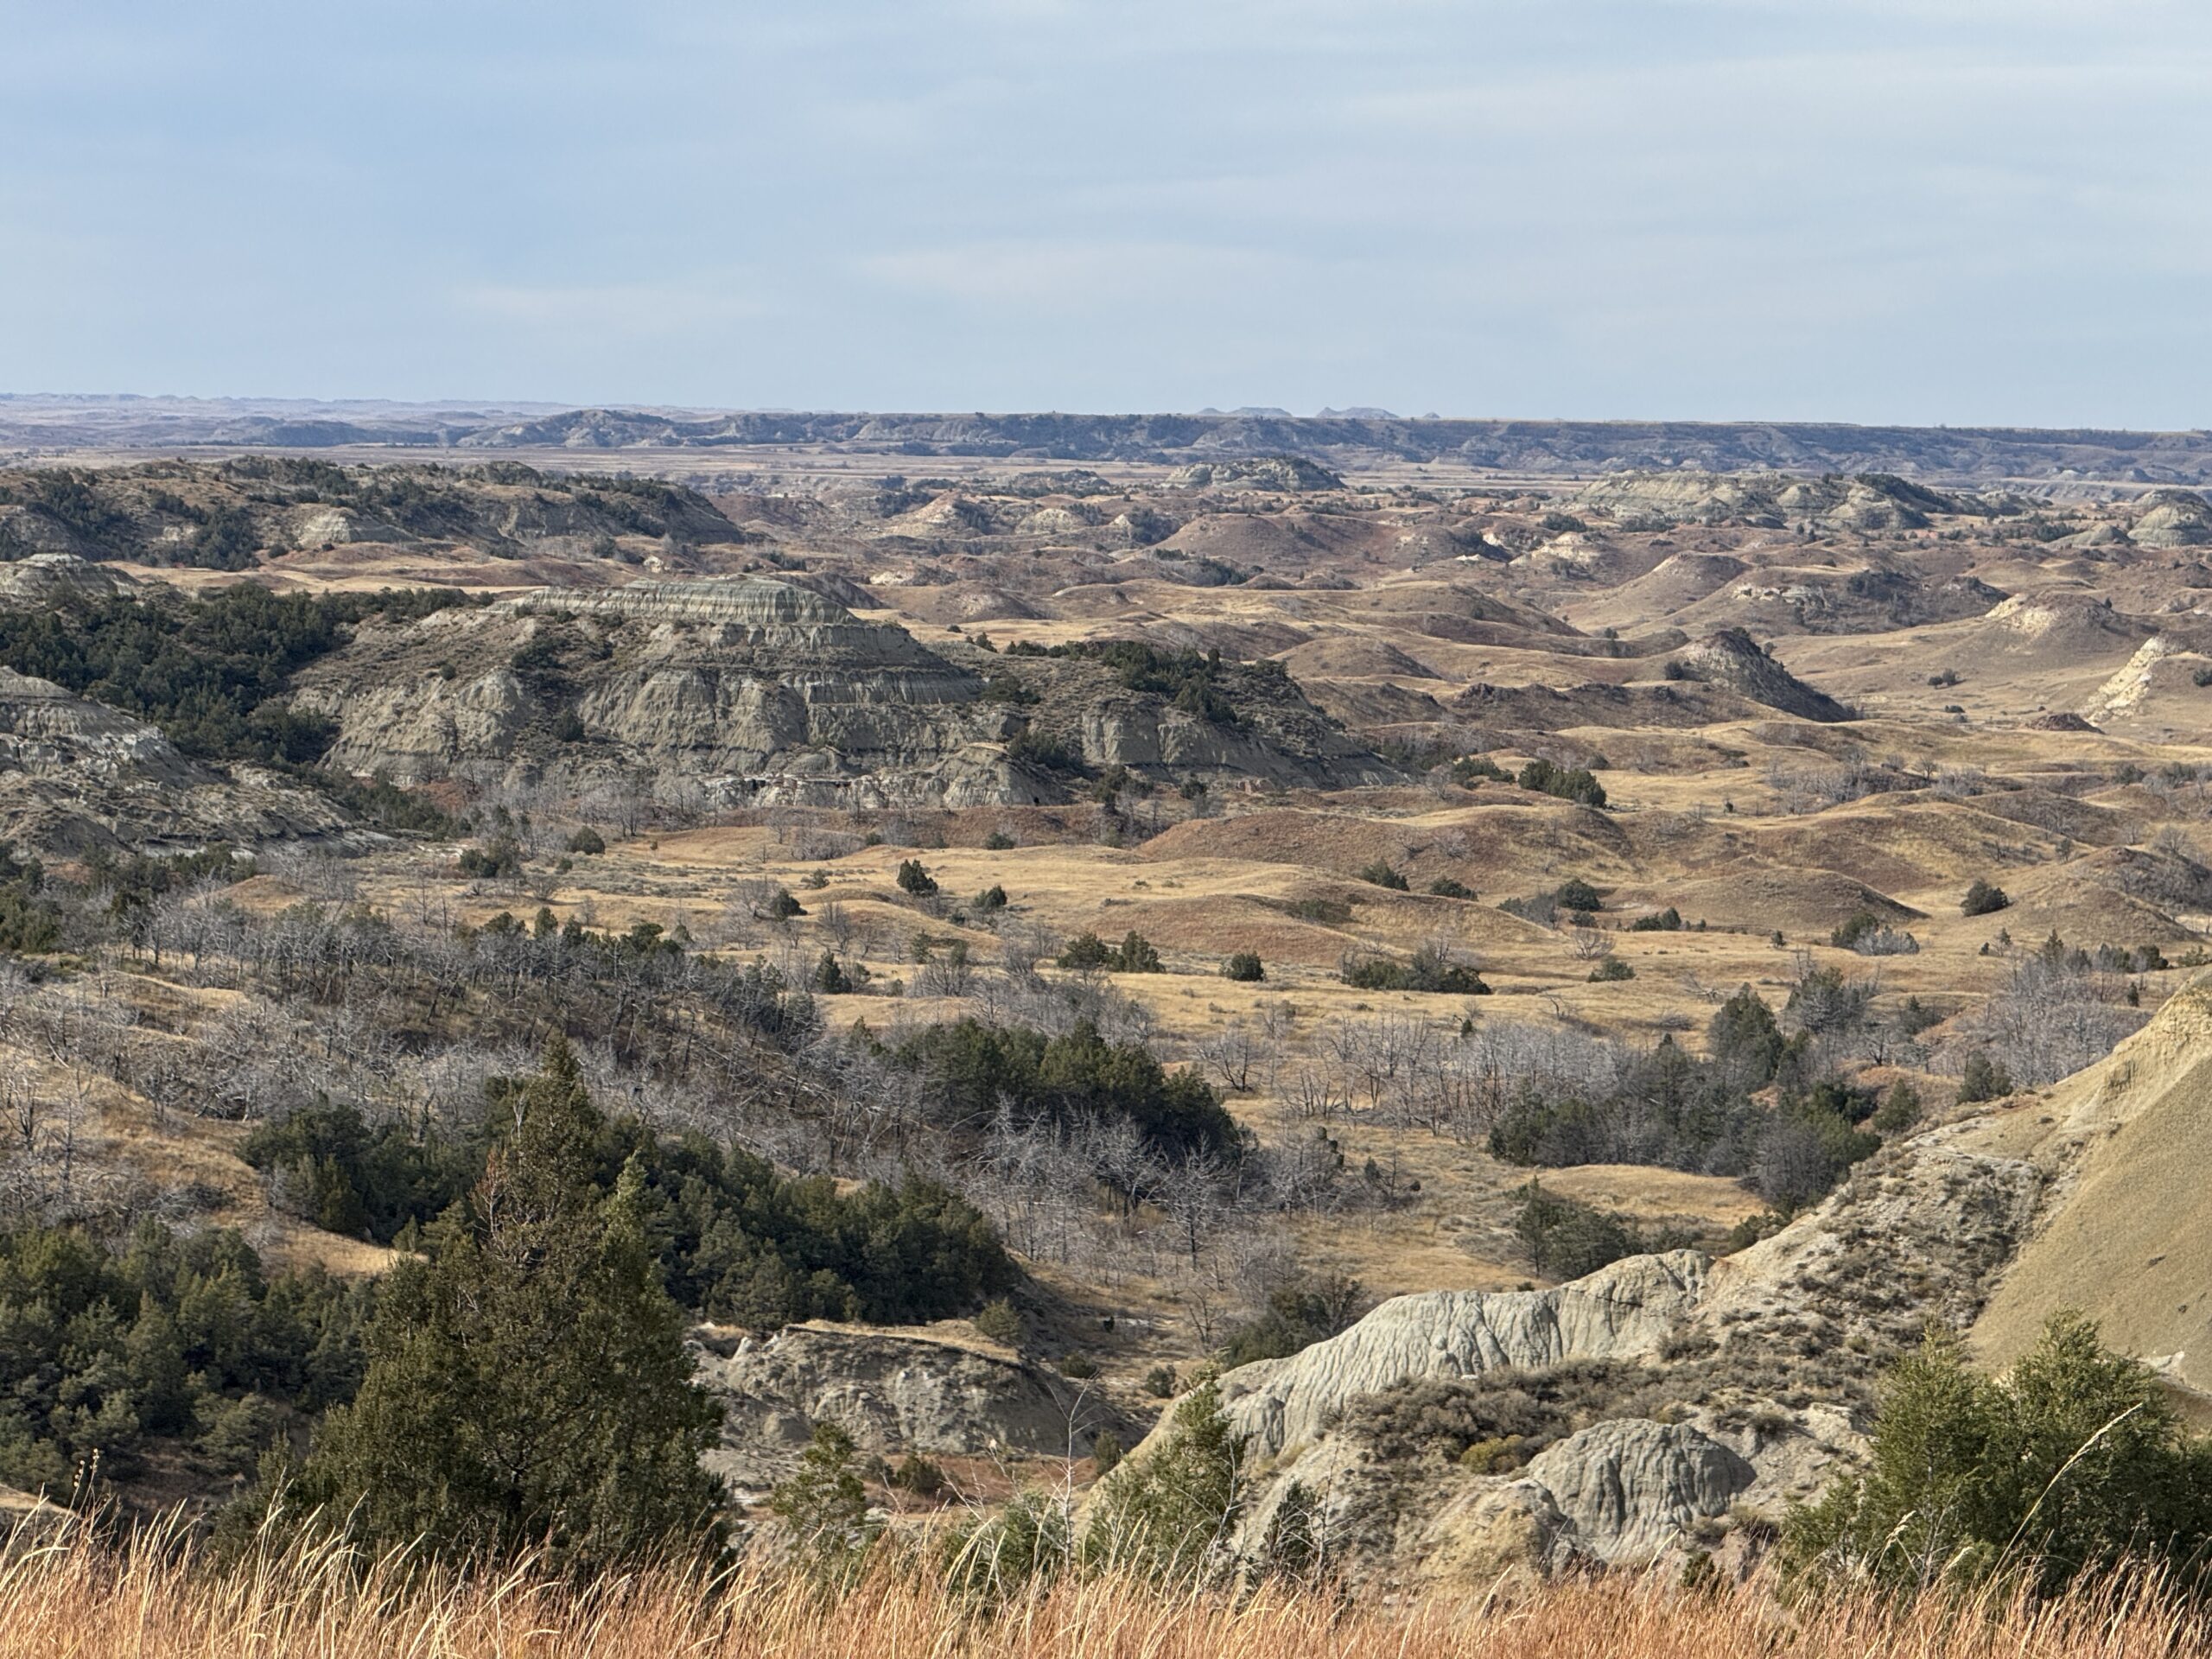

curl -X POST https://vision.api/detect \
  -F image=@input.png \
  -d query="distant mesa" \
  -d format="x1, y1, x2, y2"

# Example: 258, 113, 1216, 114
1573, 470, 1965, 532
1166, 455, 1344, 493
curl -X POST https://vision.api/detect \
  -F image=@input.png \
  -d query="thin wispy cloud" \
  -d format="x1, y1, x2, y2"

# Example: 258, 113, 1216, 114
0, 1, 2205, 422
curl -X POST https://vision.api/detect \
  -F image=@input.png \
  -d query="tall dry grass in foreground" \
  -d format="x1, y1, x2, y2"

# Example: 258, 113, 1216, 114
4, 1516, 2209, 1659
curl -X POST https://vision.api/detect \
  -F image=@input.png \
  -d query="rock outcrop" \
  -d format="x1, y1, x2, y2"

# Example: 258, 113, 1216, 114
1573, 471, 1961, 532
2129, 489, 2212, 549
693, 1323, 1135, 1491
1216, 1252, 1708, 1459
296, 577, 1029, 810
0, 552, 137, 605
1521, 1420, 1756, 1563
295, 576, 1395, 808
1669, 629, 1853, 721
1167, 457, 1344, 493
1174, 1111, 2064, 1586
0, 669, 352, 854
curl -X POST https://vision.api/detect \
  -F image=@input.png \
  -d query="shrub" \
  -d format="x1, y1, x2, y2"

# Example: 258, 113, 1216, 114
974, 884, 1008, 912
1709, 988, 1784, 1089
810, 951, 852, 994
1587, 957, 1635, 982
896, 859, 938, 896
1218, 1271, 1365, 1367
1057, 931, 1113, 970
1956, 1052, 2014, 1103
0, 1222, 369, 1495
1007, 728, 1084, 773
456, 836, 524, 880
1340, 944, 1490, 995
1517, 759, 1607, 808
1512, 1180, 1692, 1278
1110, 931, 1162, 973
1871, 1081, 1923, 1135
1553, 877, 1603, 913
1143, 1364, 1178, 1399
297, 1044, 726, 1574
769, 1423, 879, 1586
565, 826, 606, 855
973, 1298, 1025, 1347
1629, 906, 1683, 932
1750, 1087, 1881, 1212
1090, 1431, 1124, 1474
1427, 876, 1475, 899
1357, 860, 1409, 891
1499, 892, 1560, 926
1961, 879, 2011, 917
766, 887, 805, 919
1058, 1352, 1100, 1379
889, 1453, 945, 1497
1222, 951, 1265, 982
1084, 1377, 1243, 1577
1450, 754, 1511, 785
982, 830, 1016, 851
1782, 1316, 2212, 1597
895, 1018, 1237, 1163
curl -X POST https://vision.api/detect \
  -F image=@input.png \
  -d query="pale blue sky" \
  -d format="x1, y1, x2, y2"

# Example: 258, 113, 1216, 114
3, 2, 2207, 425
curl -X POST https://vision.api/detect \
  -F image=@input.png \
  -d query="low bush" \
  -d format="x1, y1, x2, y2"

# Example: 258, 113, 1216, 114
1517, 759, 1607, 808
1961, 878, 2011, 917
1956, 1052, 2014, 1103
1340, 944, 1490, 995
1058, 931, 1162, 973
1512, 1180, 1692, 1279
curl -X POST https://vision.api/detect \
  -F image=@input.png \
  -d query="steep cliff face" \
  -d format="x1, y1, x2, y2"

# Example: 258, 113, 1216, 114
0, 668, 350, 854
295, 577, 1030, 809
294, 576, 1395, 808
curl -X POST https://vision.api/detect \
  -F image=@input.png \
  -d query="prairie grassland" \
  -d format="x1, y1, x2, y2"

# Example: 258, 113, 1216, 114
2, 1520, 2207, 1659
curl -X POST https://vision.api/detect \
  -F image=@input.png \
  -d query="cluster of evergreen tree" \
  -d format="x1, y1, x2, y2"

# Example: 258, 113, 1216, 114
1488, 988, 1882, 1212
893, 1017, 1240, 1161
1785, 1316, 2212, 1599
0, 1223, 370, 1495
241, 1077, 1012, 1331
0, 840, 60, 954
0, 586, 475, 766
276, 1045, 728, 1573
1004, 639, 1270, 726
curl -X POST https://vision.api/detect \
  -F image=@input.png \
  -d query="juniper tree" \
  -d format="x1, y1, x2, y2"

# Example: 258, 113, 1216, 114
300, 1041, 725, 1572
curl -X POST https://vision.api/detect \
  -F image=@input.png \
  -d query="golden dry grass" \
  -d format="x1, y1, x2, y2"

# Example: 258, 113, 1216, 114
4, 1517, 2210, 1659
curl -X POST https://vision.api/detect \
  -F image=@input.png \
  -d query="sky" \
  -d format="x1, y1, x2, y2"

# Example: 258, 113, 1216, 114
2, 1, 2207, 426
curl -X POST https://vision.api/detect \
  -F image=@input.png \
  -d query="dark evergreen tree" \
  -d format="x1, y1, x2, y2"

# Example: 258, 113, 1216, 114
300, 1041, 725, 1571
